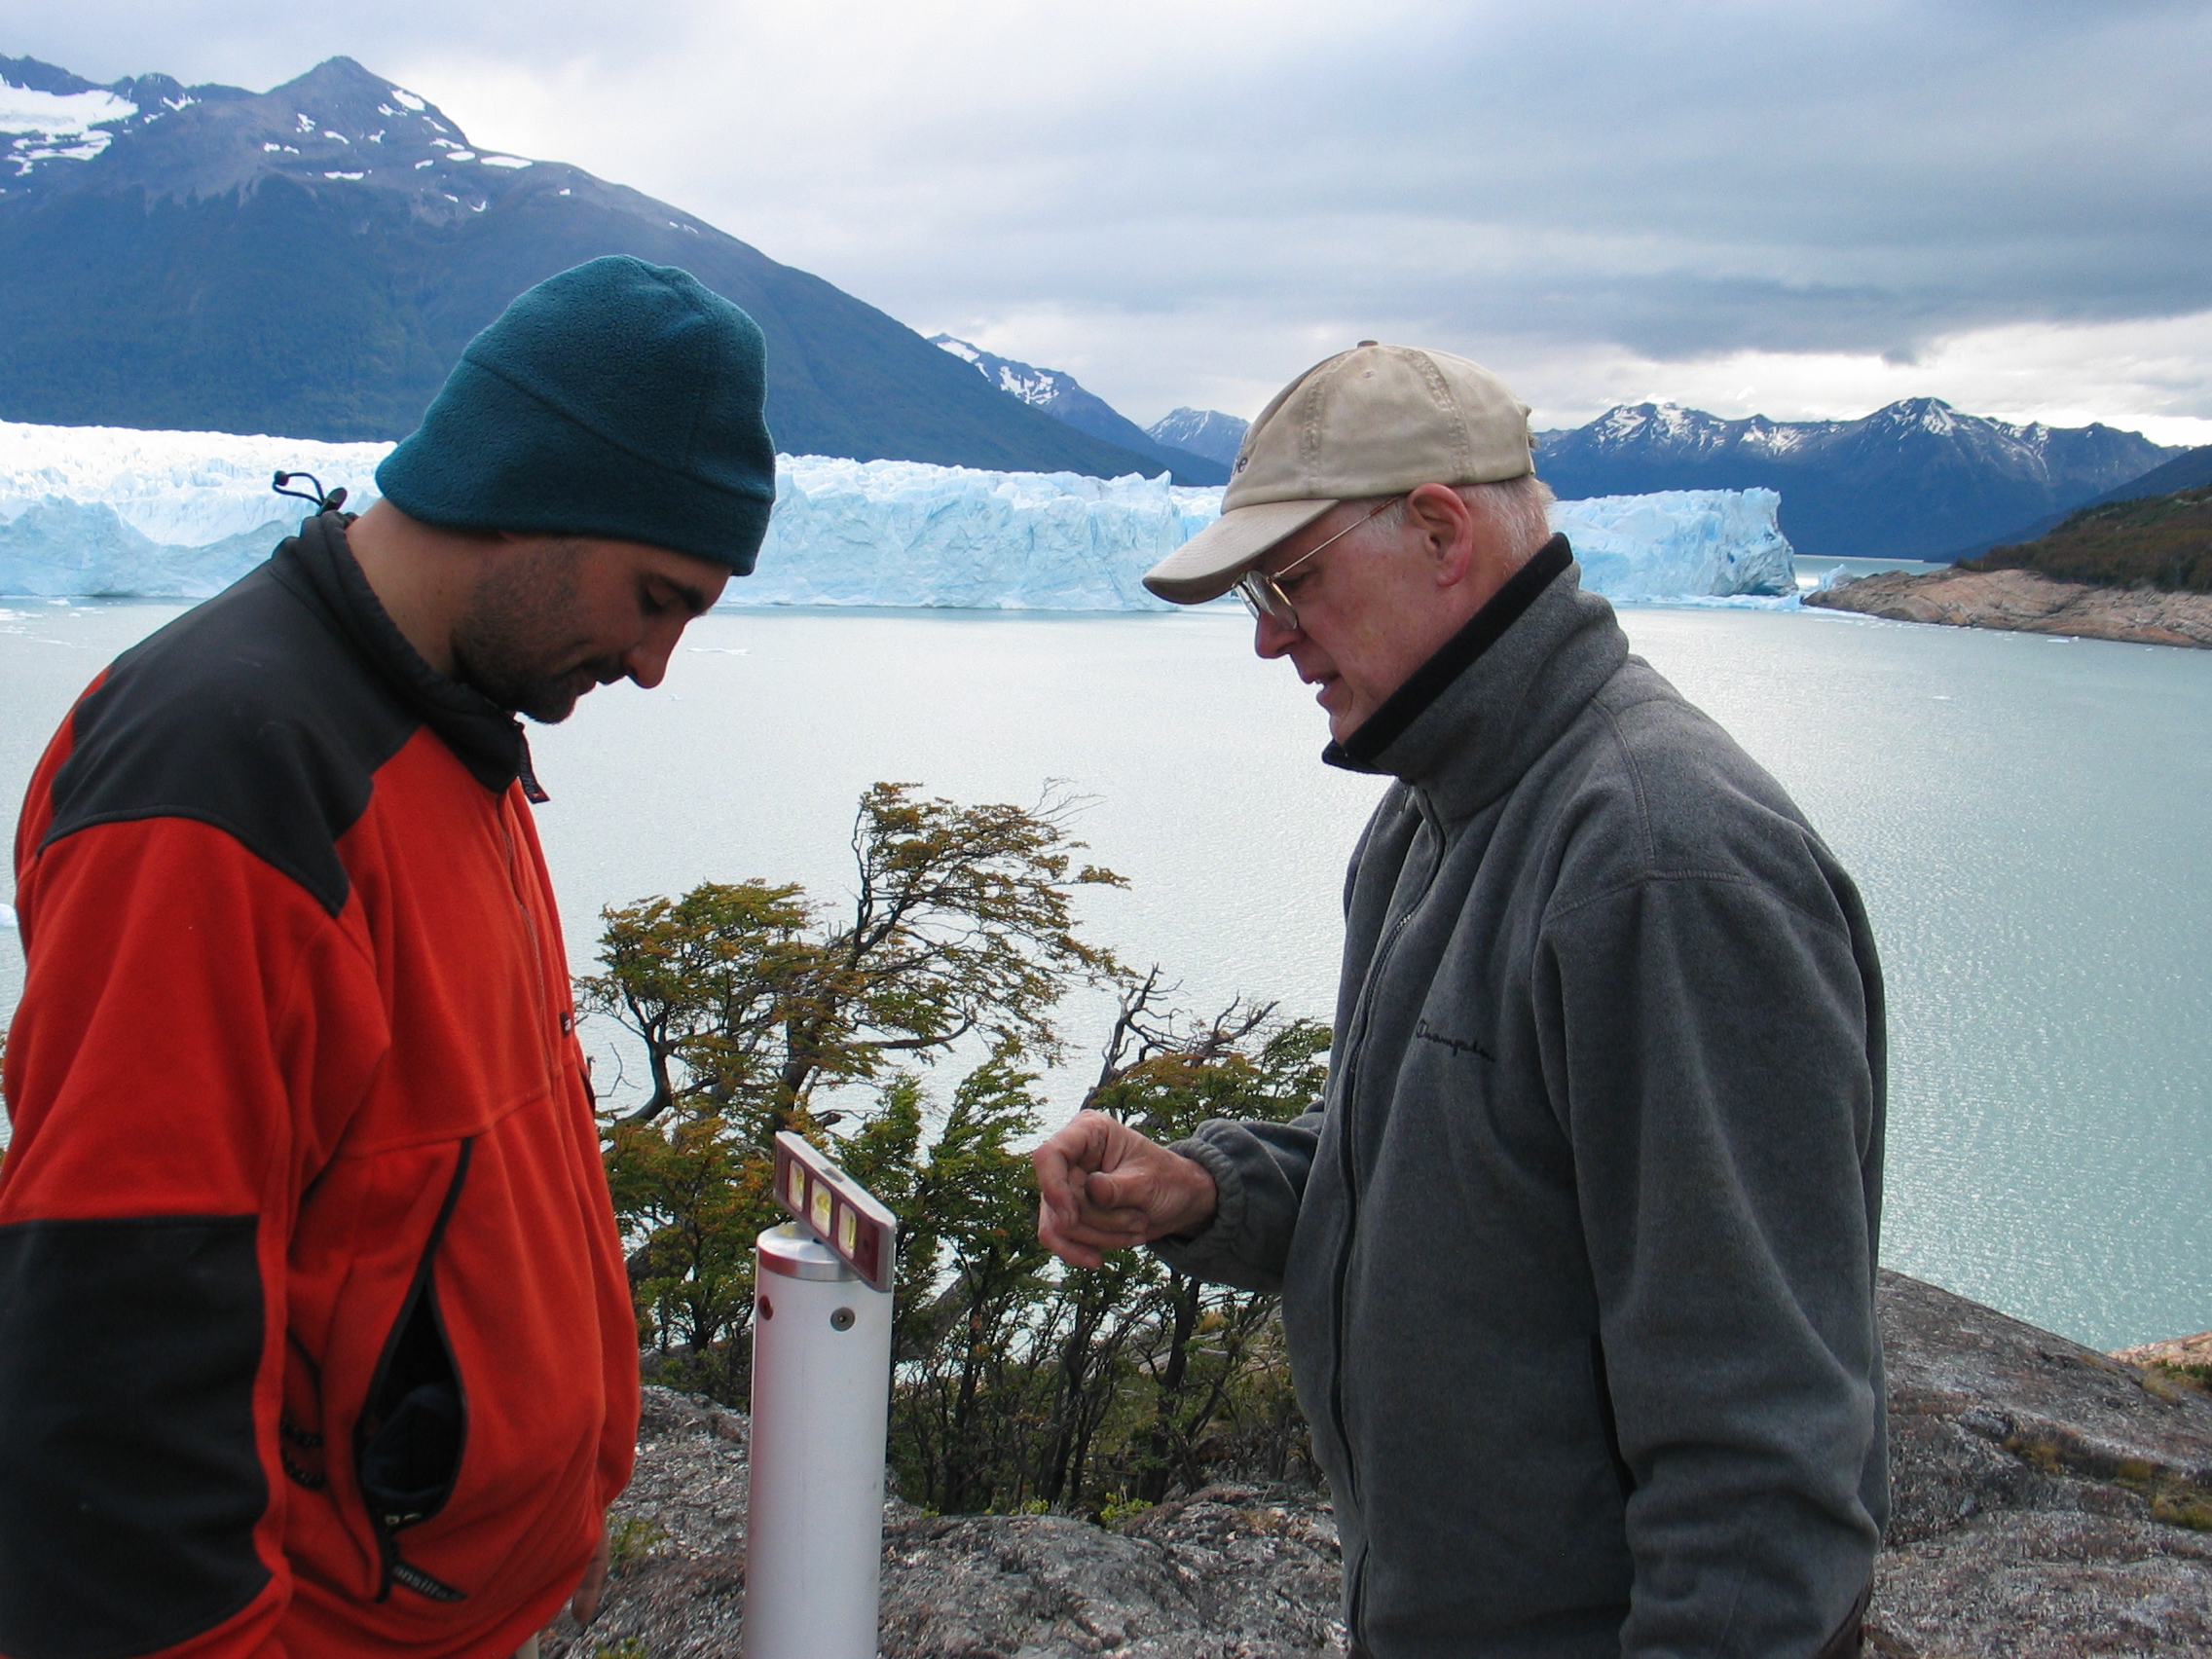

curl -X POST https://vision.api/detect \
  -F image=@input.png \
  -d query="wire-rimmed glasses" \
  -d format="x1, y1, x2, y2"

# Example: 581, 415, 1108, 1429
1234, 497, 1402, 632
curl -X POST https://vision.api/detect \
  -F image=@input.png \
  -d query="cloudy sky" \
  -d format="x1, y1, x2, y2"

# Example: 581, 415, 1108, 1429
18, 0, 2212, 439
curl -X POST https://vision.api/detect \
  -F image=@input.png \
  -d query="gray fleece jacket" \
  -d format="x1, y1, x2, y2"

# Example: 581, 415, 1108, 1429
1158, 540, 1887, 1658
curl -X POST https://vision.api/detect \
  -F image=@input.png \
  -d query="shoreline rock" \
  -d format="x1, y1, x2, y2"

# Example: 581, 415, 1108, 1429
1803, 566, 2212, 647
2115, 1330, 2212, 1373
542, 1272, 2212, 1658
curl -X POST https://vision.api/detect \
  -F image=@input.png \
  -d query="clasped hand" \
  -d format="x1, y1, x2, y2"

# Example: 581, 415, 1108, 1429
1031, 1110, 1219, 1269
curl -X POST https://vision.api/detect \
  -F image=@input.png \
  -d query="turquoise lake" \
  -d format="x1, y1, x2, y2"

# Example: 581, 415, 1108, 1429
3, 596, 2207, 1351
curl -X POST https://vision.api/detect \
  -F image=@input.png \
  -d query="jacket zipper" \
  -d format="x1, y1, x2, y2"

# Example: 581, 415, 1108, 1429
1325, 794, 1447, 1643
497, 801, 562, 1098
359, 1138, 475, 1602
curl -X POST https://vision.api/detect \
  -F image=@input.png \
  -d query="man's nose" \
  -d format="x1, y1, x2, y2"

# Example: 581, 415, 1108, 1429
622, 623, 684, 689
1253, 611, 1302, 659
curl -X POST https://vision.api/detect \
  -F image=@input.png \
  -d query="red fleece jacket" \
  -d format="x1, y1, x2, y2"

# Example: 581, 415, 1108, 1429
0, 515, 639, 1659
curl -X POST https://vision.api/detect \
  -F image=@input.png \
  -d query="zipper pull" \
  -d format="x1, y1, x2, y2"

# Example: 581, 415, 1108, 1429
517, 730, 550, 804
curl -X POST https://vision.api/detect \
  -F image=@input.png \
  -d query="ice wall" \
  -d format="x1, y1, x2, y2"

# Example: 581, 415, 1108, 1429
0, 422, 390, 598
746, 457, 1217, 609
0, 422, 1796, 606
1548, 489, 1796, 600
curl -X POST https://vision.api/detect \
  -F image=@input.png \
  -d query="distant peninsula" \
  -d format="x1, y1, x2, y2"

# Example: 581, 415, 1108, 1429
1806, 485, 2212, 648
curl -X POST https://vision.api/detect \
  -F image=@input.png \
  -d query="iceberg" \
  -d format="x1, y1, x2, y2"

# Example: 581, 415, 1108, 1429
1547, 489, 1796, 600
0, 421, 1796, 607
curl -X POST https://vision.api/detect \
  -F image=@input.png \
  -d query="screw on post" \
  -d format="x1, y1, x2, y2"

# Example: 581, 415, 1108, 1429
743, 1132, 899, 1659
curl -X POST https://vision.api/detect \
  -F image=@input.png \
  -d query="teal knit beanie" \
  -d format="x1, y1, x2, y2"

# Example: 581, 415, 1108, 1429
376, 257, 776, 571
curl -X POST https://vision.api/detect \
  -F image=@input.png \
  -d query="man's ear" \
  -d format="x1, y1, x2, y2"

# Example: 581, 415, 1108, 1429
1404, 484, 1477, 587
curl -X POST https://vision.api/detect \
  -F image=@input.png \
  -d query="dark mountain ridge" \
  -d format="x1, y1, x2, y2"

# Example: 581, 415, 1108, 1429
1957, 443, 2212, 559
1147, 407, 1249, 468
1967, 485, 2212, 594
1536, 398, 2179, 562
929, 336, 1227, 485
0, 55, 1169, 478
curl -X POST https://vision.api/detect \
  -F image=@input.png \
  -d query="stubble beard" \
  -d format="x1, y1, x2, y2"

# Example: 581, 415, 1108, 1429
450, 539, 619, 724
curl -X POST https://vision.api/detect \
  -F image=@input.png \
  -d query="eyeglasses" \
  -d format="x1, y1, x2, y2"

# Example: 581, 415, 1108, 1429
1234, 497, 1402, 633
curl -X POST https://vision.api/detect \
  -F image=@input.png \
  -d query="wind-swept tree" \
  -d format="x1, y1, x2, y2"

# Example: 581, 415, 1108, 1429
581, 781, 1330, 1512
585, 782, 1123, 1375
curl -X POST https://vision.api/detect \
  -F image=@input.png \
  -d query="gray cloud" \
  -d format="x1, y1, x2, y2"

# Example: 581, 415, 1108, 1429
13, 0, 2212, 427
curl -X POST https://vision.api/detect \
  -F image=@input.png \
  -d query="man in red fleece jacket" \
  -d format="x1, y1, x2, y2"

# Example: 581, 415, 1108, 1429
0, 255, 776, 1658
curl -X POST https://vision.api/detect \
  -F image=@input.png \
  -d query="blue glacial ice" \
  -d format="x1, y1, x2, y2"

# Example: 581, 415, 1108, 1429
0, 422, 1795, 607
745, 458, 1222, 608
1548, 489, 1796, 602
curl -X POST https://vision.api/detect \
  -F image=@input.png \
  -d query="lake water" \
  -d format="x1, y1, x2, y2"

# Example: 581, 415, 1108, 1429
3, 596, 2207, 1351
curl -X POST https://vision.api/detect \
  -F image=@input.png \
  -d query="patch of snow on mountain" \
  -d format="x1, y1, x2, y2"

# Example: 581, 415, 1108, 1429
930, 336, 1068, 411
0, 83, 136, 170
0, 424, 1797, 608
478, 154, 532, 168
0, 84, 137, 137
992, 366, 1059, 407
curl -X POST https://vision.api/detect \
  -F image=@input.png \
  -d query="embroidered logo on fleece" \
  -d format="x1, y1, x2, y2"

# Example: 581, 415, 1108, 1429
1414, 1017, 1496, 1063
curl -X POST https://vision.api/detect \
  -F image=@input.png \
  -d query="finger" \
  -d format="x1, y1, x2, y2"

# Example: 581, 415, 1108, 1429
1037, 1204, 1105, 1269
1029, 1144, 1076, 1223
1031, 1123, 1108, 1220
1070, 1188, 1154, 1235
1054, 1213, 1154, 1251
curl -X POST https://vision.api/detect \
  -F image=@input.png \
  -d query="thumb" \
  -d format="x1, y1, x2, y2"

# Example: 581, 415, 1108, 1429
1085, 1166, 1152, 1212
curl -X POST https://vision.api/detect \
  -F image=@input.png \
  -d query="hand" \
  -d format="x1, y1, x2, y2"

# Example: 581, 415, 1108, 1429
1033, 1110, 1218, 1269
571, 1524, 611, 1626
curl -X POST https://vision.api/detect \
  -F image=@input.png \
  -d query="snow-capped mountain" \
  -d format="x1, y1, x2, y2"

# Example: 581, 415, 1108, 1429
1146, 408, 1249, 469
928, 337, 1227, 486
1536, 398, 2179, 561
0, 55, 1165, 478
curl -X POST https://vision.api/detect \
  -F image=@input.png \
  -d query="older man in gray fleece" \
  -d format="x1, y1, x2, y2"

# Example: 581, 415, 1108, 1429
1034, 344, 1886, 1658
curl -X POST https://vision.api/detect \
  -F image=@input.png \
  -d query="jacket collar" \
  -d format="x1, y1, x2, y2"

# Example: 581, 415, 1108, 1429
270, 512, 544, 798
1323, 535, 1629, 822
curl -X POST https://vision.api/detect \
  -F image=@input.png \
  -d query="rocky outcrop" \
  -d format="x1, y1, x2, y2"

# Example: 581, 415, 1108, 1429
1871, 1271, 2212, 1656
1803, 566, 2212, 647
536, 1386, 1343, 1658
2115, 1330, 2212, 1374
541, 1272, 2212, 1657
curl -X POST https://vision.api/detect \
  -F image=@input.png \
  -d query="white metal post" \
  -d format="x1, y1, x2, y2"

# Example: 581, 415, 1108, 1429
742, 1221, 894, 1659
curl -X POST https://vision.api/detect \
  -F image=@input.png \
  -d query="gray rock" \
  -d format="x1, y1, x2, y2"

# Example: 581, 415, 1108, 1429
1870, 1270, 2212, 1656
543, 1272, 2212, 1657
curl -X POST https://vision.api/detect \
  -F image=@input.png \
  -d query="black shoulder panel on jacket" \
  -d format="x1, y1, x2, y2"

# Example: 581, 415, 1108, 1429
0, 1214, 271, 1659
41, 557, 422, 916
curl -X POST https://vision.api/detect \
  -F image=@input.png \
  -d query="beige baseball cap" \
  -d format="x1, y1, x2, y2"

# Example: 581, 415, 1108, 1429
1142, 342, 1537, 604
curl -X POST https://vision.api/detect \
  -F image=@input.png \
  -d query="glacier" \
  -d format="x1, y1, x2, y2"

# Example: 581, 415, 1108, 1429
0, 421, 1795, 607
1549, 489, 1795, 601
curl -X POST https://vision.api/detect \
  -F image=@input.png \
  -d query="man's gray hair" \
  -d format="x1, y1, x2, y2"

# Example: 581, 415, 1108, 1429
1372, 474, 1557, 567
1462, 474, 1556, 566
